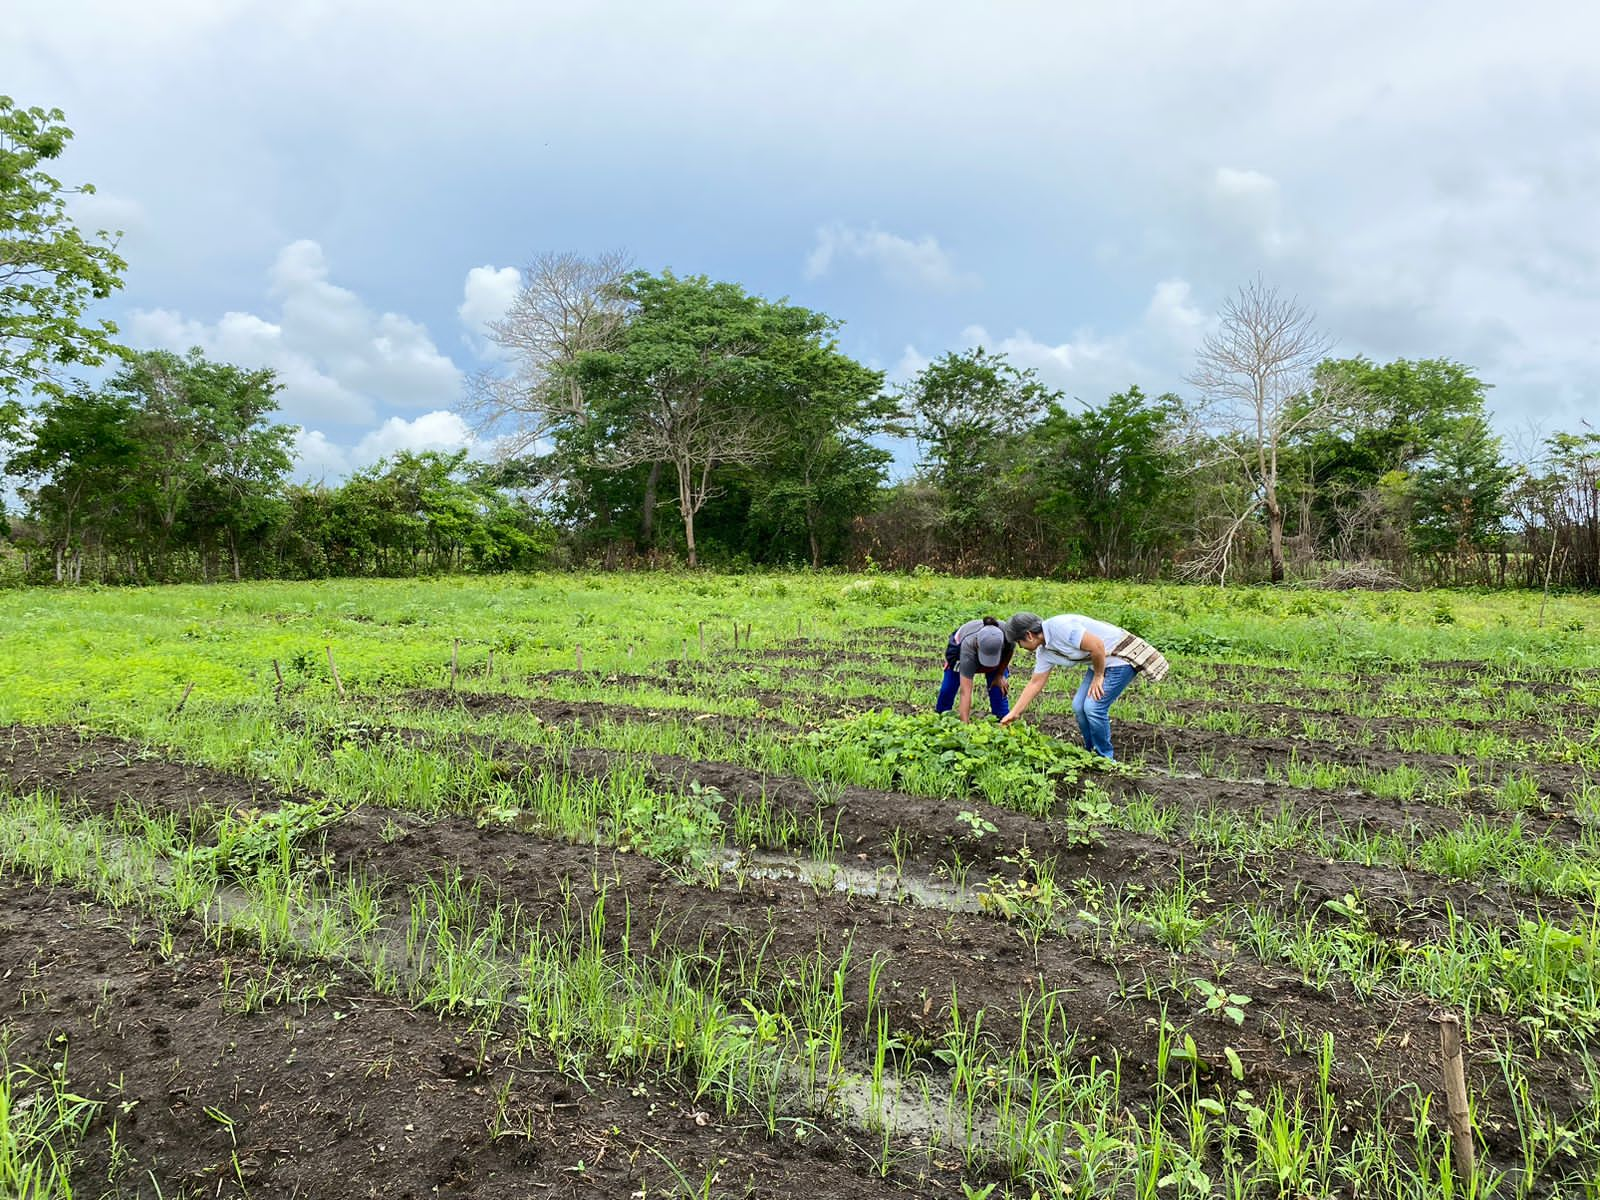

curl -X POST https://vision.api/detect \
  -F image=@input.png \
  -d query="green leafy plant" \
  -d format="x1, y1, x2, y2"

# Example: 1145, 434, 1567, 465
804, 710, 1120, 816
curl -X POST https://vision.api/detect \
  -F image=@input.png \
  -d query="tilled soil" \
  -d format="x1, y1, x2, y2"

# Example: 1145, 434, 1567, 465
0, 880, 932, 1199
2, 724, 1587, 1152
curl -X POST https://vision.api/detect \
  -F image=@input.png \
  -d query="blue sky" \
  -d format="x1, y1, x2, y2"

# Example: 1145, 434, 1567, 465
8, 0, 1598, 478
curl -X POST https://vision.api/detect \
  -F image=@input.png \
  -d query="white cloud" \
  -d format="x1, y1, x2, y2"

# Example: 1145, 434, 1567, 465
290, 411, 476, 481
805, 224, 974, 291
899, 277, 1212, 404
1144, 278, 1209, 347
890, 344, 931, 383
459, 265, 521, 337
126, 240, 462, 426
353, 410, 474, 463
1207, 167, 1299, 258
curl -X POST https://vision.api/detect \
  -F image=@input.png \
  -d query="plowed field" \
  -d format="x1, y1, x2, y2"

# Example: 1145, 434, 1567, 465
2, 575, 1597, 1197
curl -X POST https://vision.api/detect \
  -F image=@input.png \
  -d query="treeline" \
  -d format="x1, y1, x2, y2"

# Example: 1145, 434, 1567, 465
3, 274, 1598, 589
3, 90, 1597, 592
0, 350, 551, 583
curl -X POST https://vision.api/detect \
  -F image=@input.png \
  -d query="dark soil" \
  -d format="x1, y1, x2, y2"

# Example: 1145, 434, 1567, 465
0, 880, 933, 1199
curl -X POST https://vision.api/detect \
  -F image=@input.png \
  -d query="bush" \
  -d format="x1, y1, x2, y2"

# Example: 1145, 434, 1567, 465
804, 710, 1117, 816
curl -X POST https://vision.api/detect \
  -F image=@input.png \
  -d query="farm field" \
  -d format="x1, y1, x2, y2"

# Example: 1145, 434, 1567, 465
2, 573, 1599, 1198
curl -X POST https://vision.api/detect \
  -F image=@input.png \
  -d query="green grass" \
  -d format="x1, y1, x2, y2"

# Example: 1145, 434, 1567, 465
2, 572, 1600, 1195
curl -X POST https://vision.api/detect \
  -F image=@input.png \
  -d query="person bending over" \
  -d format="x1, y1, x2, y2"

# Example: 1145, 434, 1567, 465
935, 616, 1015, 722
998, 611, 1167, 759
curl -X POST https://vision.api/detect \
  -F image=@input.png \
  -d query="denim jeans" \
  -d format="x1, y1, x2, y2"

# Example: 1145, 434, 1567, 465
1071, 663, 1137, 758
935, 638, 1010, 718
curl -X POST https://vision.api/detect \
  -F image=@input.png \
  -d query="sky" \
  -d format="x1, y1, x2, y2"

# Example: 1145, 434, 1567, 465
7, 0, 1598, 480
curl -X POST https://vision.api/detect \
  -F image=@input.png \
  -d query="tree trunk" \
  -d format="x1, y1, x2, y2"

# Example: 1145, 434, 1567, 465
683, 510, 697, 568
1266, 493, 1286, 583
640, 460, 661, 546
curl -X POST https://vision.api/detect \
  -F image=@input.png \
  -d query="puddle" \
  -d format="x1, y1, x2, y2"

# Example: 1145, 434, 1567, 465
718, 848, 984, 913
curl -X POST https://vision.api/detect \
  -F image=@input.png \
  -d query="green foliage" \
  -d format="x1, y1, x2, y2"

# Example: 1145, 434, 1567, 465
572, 271, 886, 567
190, 798, 344, 882
1031, 387, 1190, 577
0, 1037, 101, 1197
1407, 413, 1514, 567
0, 96, 127, 398
804, 709, 1114, 815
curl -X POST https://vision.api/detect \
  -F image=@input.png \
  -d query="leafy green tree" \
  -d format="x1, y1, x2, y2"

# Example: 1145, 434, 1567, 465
899, 348, 1057, 556
574, 272, 854, 567
108, 349, 294, 577
740, 346, 890, 566
4, 382, 137, 581
1030, 387, 1188, 576
1408, 414, 1513, 578
1301, 357, 1491, 561
1, 97, 127, 403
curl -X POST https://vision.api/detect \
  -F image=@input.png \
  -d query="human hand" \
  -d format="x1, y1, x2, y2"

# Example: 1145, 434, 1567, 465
999, 711, 1017, 728
1088, 675, 1106, 701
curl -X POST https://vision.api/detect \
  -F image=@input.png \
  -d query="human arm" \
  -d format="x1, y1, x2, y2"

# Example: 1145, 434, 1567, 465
999, 669, 1051, 726
1080, 632, 1108, 700
957, 674, 975, 722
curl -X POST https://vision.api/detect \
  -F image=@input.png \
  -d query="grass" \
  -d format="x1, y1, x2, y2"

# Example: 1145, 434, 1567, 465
1, 572, 1599, 1194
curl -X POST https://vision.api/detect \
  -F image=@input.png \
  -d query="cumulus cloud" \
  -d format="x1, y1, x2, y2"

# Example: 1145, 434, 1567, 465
896, 277, 1214, 406
127, 240, 463, 427
805, 224, 974, 291
458, 265, 521, 336
1207, 167, 1299, 259
290, 411, 476, 480
1144, 278, 1209, 346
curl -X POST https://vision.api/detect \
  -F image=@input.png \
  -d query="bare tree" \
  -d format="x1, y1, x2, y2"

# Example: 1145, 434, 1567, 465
1188, 276, 1341, 583
463, 250, 632, 460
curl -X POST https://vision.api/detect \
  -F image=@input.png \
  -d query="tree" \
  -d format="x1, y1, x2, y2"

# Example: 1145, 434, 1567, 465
742, 347, 890, 566
463, 251, 640, 533
1189, 277, 1340, 583
4, 381, 137, 581
1031, 387, 1188, 576
1, 96, 127, 401
574, 272, 844, 567
1408, 413, 1513, 580
899, 348, 1057, 562
1300, 357, 1490, 562
109, 349, 294, 578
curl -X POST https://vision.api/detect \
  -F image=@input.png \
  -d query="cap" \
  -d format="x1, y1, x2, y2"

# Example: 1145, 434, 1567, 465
974, 624, 1006, 668
1006, 612, 1044, 642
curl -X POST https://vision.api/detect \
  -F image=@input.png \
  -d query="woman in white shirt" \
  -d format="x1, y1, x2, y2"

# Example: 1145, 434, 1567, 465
997, 611, 1138, 759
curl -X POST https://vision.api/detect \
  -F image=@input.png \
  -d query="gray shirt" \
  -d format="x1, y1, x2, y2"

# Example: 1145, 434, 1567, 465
952, 618, 1012, 678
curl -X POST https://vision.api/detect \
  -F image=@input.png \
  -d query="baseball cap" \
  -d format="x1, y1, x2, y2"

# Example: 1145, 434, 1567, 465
974, 624, 1006, 668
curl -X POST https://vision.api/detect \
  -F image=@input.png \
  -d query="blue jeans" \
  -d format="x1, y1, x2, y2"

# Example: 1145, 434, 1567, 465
1072, 664, 1137, 759
935, 639, 1010, 718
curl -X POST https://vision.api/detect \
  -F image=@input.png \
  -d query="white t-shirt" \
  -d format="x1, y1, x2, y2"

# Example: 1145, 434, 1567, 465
1032, 613, 1132, 675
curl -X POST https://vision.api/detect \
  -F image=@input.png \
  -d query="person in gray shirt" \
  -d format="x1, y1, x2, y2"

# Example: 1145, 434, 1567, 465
935, 617, 1016, 721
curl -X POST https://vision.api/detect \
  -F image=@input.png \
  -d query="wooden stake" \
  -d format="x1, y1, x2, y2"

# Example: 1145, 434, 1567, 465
451, 638, 459, 690
682, 638, 689, 666
173, 682, 195, 715
732, 621, 739, 650
698, 621, 706, 654
326, 644, 346, 701
627, 643, 634, 660
797, 616, 803, 638
486, 648, 494, 678
272, 658, 284, 701
1538, 532, 1560, 627
1439, 1014, 1477, 1184
744, 622, 751, 647
575, 644, 584, 672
